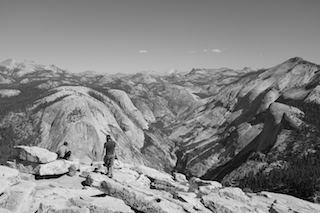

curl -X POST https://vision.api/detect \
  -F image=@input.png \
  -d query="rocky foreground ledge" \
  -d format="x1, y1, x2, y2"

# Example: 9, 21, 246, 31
1, 145, 320, 212
1, 162, 320, 213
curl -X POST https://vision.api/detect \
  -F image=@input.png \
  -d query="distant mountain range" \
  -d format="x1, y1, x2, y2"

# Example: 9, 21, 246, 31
1, 57, 320, 202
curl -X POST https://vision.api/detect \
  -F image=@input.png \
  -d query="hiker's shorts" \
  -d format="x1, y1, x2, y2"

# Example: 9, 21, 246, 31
104, 155, 115, 168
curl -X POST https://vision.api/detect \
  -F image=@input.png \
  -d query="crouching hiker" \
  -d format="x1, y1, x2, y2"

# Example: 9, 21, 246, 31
102, 135, 117, 178
57, 141, 71, 160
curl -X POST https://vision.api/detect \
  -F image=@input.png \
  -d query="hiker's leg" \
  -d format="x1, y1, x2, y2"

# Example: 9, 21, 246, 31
64, 151, 71, 160
104, 157, 108, 174
108, 157, 115, 178
106, 157, 112, 176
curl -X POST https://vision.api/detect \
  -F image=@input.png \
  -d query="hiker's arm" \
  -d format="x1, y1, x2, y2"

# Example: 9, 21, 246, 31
102, 143, 106, 158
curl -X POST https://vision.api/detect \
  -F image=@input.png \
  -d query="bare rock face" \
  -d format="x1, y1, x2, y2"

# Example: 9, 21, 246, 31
12, 85, 176, 171
100, 179, 188, 213
305, 85, 320, 104
132, 99, 156, 123
0, 89, 20, 97
189, 177, 222, 192
0, 165, 20, 179
0, 74, 14, 84
35, 188, 135, 213
171, 57, 320, 180
36, 87, 147, 164
130, 73, 158, 84
0, 166, 20, 194
0, 180, 36, 213
256, 102, 303, 152
36, 80, 61, 90
85, 164, 320, 213
108, 89, 149, 130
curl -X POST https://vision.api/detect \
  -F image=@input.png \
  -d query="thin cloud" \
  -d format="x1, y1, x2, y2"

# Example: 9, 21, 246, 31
139, 50, 148, 53
212, 49, 222, 53
188, 50, 195, 54
203, 49, 208, 52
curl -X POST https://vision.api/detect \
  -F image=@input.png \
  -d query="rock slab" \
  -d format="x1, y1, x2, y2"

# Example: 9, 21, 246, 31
15, 145, 57, 163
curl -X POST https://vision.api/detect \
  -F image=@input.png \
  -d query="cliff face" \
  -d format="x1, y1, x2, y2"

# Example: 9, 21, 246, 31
170, 57, 320, 178
29, 86, 177, 170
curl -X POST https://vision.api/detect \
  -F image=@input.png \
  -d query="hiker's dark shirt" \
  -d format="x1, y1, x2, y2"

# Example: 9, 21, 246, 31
104, 140, 116, 157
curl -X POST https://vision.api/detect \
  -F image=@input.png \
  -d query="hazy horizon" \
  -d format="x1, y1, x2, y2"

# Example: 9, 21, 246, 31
1, 0, 319, 74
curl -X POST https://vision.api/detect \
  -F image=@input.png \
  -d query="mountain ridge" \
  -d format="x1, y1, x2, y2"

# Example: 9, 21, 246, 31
1, 57, 320, 203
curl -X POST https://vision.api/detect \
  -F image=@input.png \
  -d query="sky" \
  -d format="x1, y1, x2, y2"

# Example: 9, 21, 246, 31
0, 0, 319, 74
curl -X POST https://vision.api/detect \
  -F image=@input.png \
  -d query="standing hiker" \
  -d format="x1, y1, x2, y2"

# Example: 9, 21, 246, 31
57, 141, 71, 160
102, 134, 117, 178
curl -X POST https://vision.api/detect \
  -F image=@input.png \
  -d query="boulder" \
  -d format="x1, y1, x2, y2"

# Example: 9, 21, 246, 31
176, 192, 208, 211
202, 193, 254, 213
36, 196, 135, 213
68, 164, 77, 177
173, 172, 188, 183
70, 196, 135, 213
218, 187, 251, 203
85, 172, 109, 187
189, 177, 222, 193
253, 191, 320, 213
199, 185, 221, 195
36, 160, 79, 176
15, 145, 57, 163
135, 174, 151, 187
151, 178, 189, 193
89, 166, 152, 188
131, 166, 188, 193
132, 165, 173, 182
99, 177, 186, 213
37, 199, 89, 213
86, 172, 211, 213
7, 159, 40, 174
19, 172, 35, 181
79, 171, 90, 178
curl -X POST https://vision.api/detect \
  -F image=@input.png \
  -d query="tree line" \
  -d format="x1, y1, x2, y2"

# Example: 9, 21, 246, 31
239, 99, 320, 202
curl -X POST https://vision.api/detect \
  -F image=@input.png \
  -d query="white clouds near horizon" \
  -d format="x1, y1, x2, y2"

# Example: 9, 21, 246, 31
212, 49, 222, 53
139, 50, 148, 53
